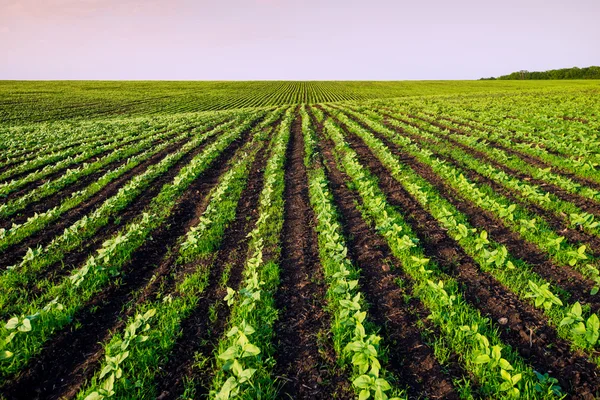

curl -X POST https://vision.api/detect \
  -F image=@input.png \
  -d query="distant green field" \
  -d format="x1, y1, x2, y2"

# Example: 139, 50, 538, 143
0, 80, 597, 125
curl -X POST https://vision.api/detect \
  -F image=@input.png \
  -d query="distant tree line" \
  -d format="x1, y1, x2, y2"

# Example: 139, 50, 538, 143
481, 66, 600, 80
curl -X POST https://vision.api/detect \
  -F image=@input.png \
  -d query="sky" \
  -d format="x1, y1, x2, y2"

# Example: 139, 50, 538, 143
0, 0, 599, 80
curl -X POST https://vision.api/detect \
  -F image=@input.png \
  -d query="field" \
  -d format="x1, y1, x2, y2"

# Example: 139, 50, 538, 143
0, 81, 599, 400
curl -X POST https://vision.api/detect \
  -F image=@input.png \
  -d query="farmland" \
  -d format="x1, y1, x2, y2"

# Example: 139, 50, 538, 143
0, 80, 600, 399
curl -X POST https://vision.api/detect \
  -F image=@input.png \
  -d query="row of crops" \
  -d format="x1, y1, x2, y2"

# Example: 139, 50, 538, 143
1, 85, 600, 399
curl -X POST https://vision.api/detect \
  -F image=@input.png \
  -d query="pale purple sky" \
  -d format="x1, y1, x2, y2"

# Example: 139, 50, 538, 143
1, 0, 598, 80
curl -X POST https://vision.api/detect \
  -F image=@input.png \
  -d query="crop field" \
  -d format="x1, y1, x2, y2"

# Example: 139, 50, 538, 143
1, 81, 600, 400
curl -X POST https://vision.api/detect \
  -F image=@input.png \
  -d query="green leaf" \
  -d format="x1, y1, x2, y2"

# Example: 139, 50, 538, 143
143, 308, 156, 320
588, 314, 599, 331
375, 378, 391, 391
572, 322, 587, 335
238, 368, 256, 383
491, 345, 502, 361
5, 317, 19, 330
99, 365, 113, 379
226, 326, 239, 338
572, 302, 582, 317
586, 314, 600, 344
218, 346, 238, 361
4, 331, 17, 344
135, 335, 149, 343
370, 357, 381, 378
561, 317, 575, 327
359, 389, 371, 400
353, 374, 373, 389
241, 343, 260, 357
224, 287, 236, 306
19, 318, 32, 332
352, 353, 370, 374
345, 341, 363, 353
533, 296, 543, 307
241, 322, 255, 335
117, 351, 129, 363
512, 373, 522, 385
0, 350, 14, 360
230, 359, 243, 377
473, 354, 491, 364
499, 359, 513, 371
102, 372, 115, 394
216, 376, 238, 400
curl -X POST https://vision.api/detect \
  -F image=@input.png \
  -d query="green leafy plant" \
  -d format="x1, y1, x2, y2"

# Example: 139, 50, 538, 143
565, 245, 587, 266
571, 314, 600, 346
352, 374, 400, 400
524, 281, 563, 310
534, 371, 563, 396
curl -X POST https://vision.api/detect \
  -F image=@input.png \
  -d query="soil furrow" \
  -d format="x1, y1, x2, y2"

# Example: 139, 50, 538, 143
315, 113, 459, 400
272, 111, 349, 399
335, 114, 600, 398
0, 120, 259, 400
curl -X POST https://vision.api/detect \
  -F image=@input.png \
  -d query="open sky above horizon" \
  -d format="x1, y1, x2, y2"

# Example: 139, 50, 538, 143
1, 0, 599, 80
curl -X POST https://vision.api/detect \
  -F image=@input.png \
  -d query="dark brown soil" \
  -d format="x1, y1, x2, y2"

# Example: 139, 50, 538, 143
561, 116, 589, 124
0, 119, 260, 400
154, 122, 276, 400
331, 110, 600, 398
272, 111, 351, 399
315, 109, 459, 400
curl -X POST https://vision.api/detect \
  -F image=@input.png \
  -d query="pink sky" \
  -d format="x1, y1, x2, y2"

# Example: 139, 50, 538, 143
0, 0, 598, 79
